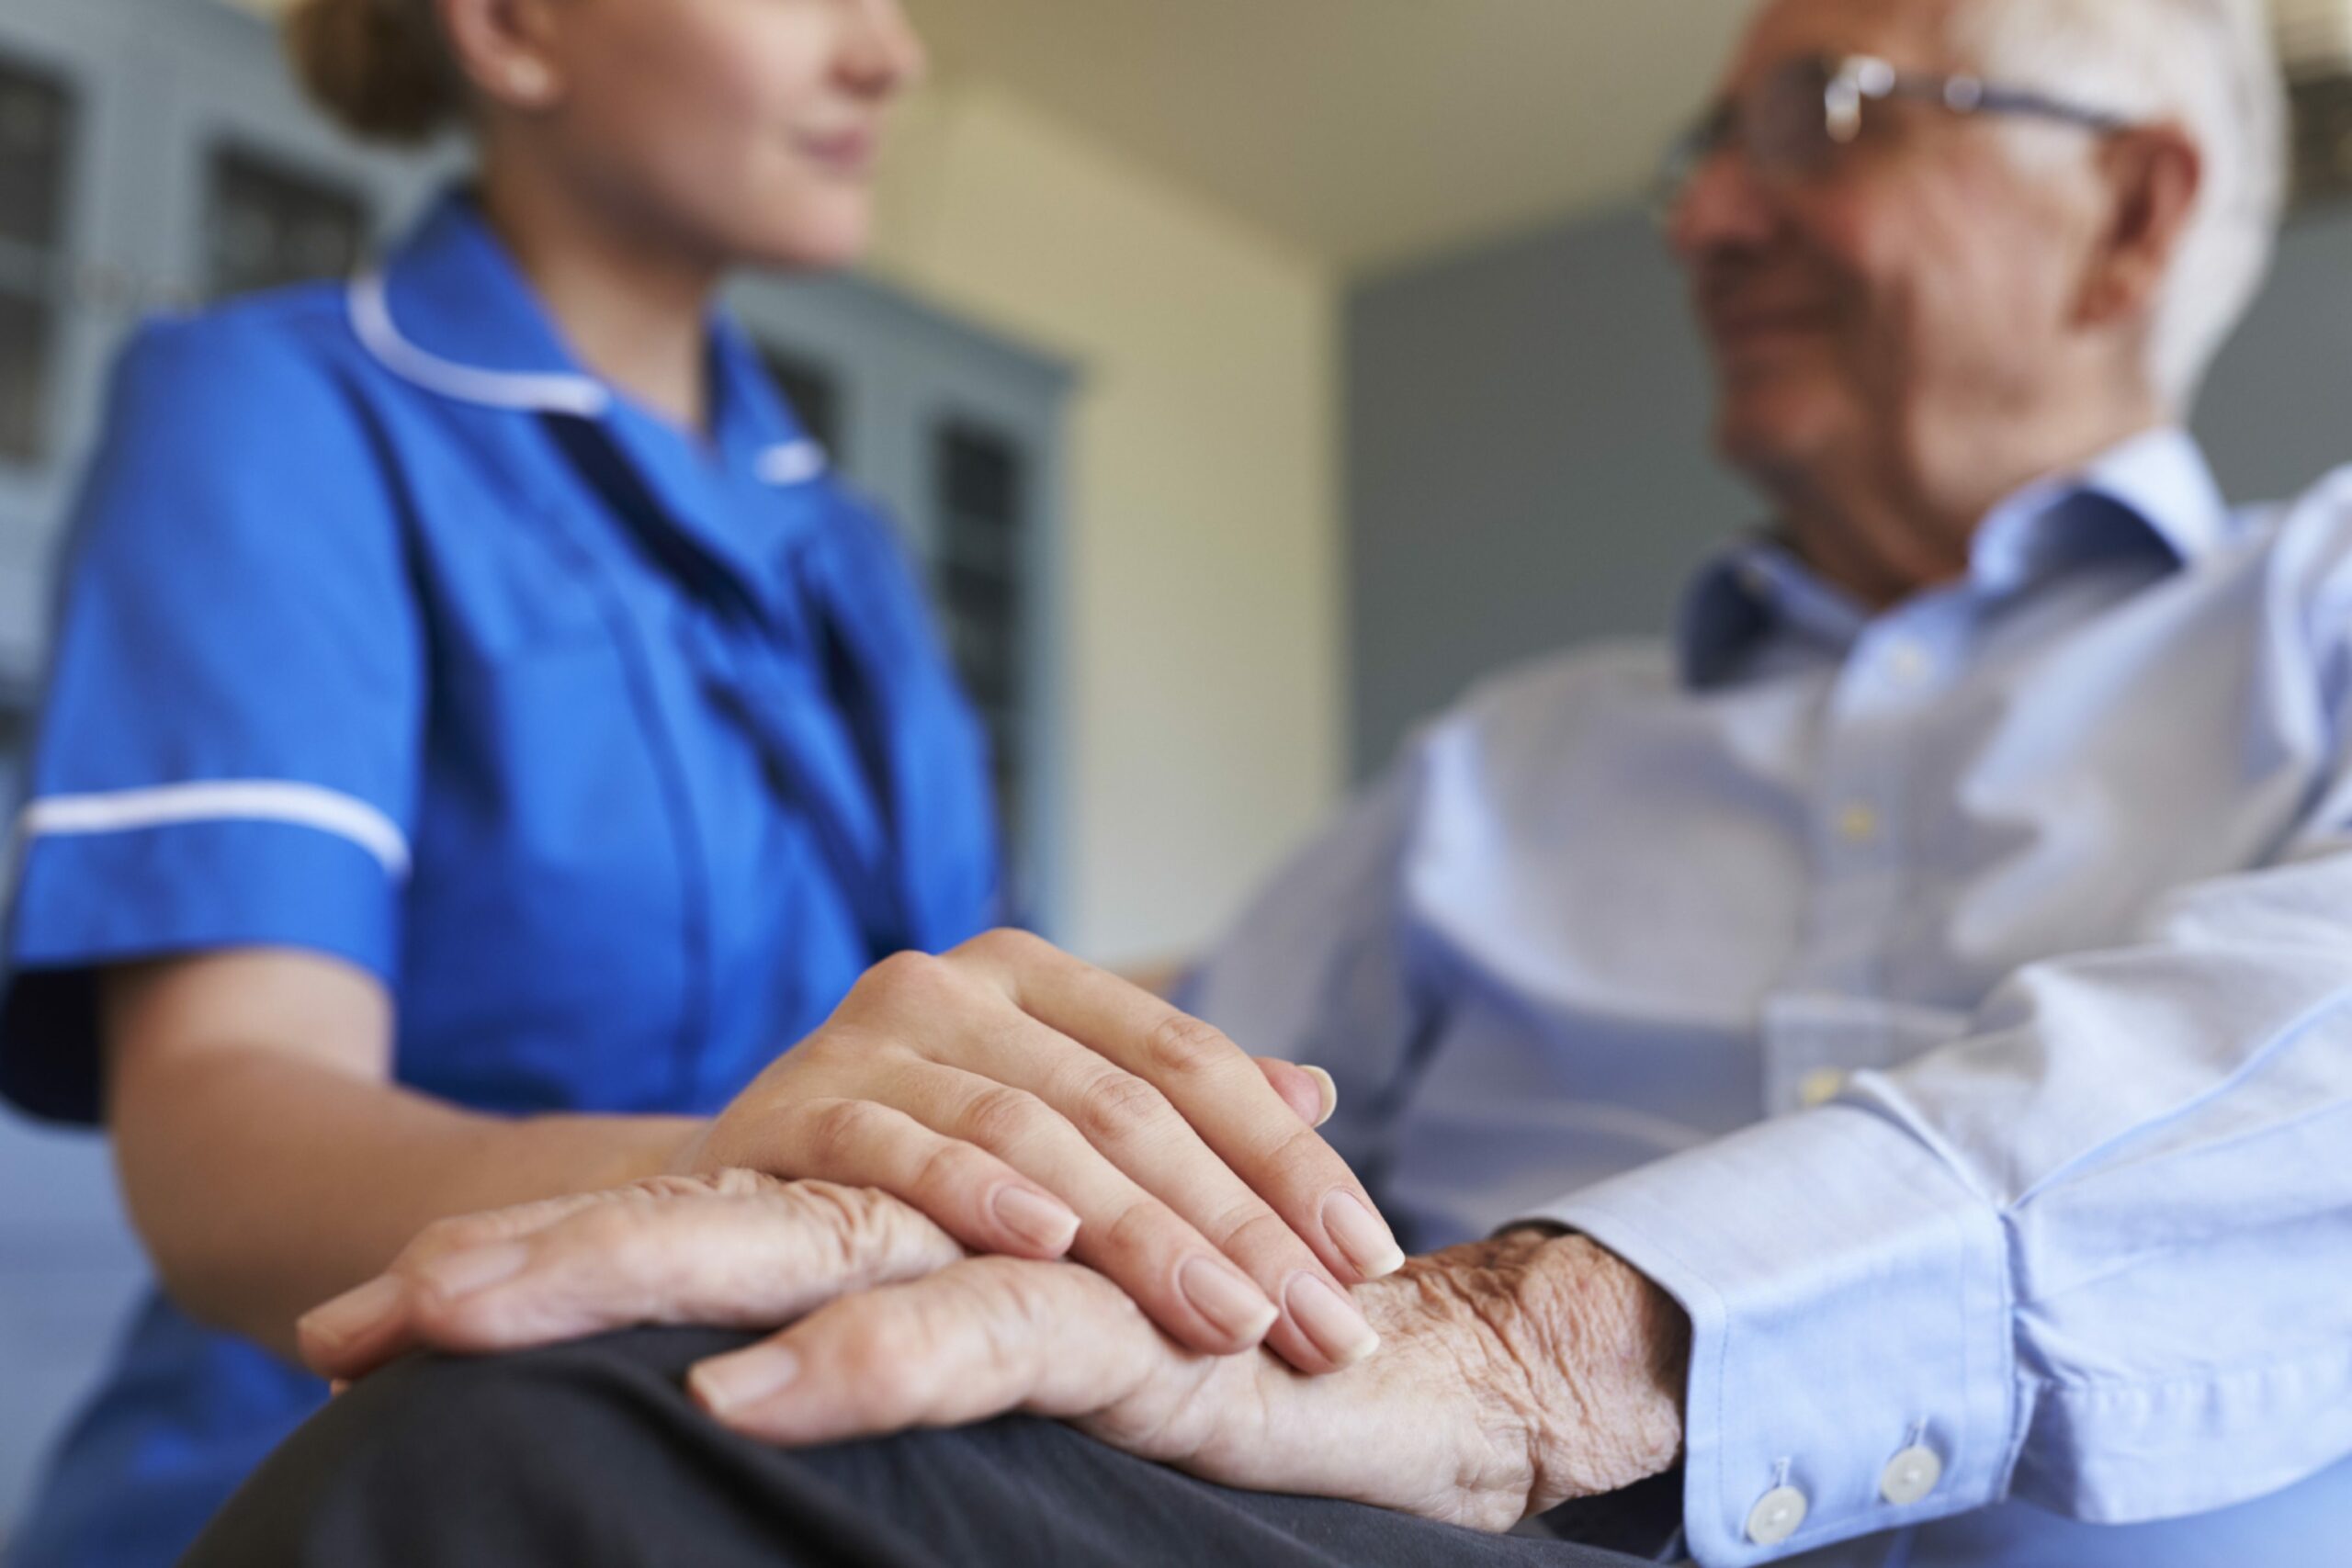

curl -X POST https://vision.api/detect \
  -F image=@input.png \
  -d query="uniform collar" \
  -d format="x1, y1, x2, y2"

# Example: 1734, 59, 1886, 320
1679, 428, 2232, 691
348, 187, 829, 488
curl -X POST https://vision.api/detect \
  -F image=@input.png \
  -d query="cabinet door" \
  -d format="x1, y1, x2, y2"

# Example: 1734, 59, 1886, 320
142, 1, 448, 310
0, 0, 147, 679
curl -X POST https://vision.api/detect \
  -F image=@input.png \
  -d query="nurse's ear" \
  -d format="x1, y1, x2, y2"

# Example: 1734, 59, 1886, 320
435, 0, 571, 114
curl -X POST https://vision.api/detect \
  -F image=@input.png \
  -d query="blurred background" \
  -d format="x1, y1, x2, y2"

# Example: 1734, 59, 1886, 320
5, 0, 2352, 1535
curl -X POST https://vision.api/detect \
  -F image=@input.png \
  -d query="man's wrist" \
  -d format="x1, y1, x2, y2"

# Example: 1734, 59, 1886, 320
1507, 1231, 1690, 1515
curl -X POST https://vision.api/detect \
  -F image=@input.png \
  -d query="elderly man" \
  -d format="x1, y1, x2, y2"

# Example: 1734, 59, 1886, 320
190, 0, 2351, 1562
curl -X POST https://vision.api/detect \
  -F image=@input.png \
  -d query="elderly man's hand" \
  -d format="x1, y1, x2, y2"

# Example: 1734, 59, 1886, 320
296, 1172, 967, 1383
685, 1227, 1690, 1533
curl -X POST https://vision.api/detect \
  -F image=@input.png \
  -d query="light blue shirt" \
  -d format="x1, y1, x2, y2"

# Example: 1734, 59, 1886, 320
1185, 429, 2352, 1567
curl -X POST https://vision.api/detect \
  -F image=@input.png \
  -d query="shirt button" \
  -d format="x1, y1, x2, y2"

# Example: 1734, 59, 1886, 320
1799, 1068, 1849, 1108
1838, 803, 1881, 843
1881, 1445, 1942, 1506
1885, 640, 1933, 684
1746, 1484, 1809, 1546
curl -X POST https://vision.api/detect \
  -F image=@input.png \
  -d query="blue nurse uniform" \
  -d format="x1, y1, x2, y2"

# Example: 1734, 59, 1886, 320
0, 190, 1001, 1565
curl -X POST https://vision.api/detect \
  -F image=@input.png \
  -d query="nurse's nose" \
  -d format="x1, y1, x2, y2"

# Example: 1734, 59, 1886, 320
839, 0, 927, 101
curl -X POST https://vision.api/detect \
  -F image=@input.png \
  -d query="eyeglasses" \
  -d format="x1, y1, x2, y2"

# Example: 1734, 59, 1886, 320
1655, 52, 2134, 218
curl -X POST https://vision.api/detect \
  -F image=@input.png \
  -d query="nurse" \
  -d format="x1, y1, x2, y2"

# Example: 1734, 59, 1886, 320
0, 0, 1405, 1560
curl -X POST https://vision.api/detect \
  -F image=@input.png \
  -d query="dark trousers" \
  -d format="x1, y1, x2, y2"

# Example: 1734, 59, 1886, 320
185, 1328, 1671, 1567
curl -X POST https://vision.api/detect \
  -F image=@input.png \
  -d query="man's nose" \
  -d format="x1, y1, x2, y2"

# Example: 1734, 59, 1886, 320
1666, 147, 1780, 265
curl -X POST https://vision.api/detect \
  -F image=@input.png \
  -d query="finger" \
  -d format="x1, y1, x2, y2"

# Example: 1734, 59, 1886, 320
760, 1096, 1080, 1258
888, 1061, 1290, 1360
299, 1184, 709, 1380
303, 1179, 964, 1381
906, 995, 1377, 1371
411, 1180, 966, 1356
1257, 1058, 1337, 1129
956, 932, 1404, 1287
689, 1257, 1177, 1447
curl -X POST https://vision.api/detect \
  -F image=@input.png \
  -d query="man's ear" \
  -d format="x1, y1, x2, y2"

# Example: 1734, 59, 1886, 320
2077, 122, 2202, 330
435, 0, 571, 112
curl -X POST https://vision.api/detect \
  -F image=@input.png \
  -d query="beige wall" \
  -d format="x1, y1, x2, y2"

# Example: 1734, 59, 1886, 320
869, 82, 1342, 964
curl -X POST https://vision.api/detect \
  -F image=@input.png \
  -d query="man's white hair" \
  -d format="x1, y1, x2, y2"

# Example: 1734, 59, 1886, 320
1949, 0, 2288, 411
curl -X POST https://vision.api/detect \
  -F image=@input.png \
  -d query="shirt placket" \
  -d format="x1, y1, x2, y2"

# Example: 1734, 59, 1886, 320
1772, 602, 1967, 1115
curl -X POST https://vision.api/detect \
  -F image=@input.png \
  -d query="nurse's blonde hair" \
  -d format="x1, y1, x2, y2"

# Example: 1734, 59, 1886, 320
285, 0, 460, 145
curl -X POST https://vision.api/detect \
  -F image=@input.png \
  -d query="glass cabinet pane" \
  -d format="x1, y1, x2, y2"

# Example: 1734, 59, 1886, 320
0, 289, 54, 463
0, 51, 74, 467
932, 419, 1030, 869
0, 56, 73, 254
204, 145, 369, 301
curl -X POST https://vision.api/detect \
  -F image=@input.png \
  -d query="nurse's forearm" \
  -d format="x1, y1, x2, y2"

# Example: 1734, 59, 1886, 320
113, 1042, 697, 1360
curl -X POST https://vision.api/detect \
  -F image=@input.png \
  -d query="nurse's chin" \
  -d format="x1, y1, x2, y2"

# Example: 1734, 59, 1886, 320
723, 187, 877, 276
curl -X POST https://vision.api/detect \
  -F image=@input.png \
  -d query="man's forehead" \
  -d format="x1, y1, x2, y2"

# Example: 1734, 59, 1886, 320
1719, 0, 1962, 88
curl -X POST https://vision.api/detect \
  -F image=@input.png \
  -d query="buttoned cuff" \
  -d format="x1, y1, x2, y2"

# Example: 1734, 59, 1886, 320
1535, 1104, 2020, 1567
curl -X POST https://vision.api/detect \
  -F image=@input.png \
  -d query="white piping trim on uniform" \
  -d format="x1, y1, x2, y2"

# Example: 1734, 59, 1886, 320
754, 439, 828, 487
348, 273, 611, 418
19, 781, 413, 880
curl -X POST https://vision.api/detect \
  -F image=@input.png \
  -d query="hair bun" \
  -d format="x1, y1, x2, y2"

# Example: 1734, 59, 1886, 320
284, 0, 458, 146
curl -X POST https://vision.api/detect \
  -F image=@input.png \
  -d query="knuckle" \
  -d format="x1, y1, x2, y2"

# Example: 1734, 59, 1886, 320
960, 1084, 1053, 1151
1261, 1122, 1337, 1189
857, 950, 954, 1010
1142, 1011, 1237, 1080
909, 1134, 979, 1201
1070, 1070, 1176, 1148
959, 927, 1046, 967
1097, 1197, 1177, 1268
797, 1097, 885, 1171
836, 1317, 925, 1413
1208, 1204, 1299, 1264
967, 1256, 1059, 1337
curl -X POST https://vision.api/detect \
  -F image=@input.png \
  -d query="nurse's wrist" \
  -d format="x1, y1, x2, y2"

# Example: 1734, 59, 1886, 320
611, 1114, 709, 1187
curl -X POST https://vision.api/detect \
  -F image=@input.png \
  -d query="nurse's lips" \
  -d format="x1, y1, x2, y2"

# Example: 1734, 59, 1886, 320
797, 126, 879, 177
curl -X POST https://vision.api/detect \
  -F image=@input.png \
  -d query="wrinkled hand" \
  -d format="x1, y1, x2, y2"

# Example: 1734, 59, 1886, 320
297, 1173, 964, 1383
686, 1228, 1690, 1532
674, 929, 1402, 1372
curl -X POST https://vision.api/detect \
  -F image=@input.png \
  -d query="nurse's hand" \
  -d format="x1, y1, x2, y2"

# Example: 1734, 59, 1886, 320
671, 930, 1405, 1375
297, 1171, 964, 1384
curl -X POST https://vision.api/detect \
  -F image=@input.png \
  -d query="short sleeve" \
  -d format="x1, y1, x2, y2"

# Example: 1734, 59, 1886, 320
1, 310, 424, 1122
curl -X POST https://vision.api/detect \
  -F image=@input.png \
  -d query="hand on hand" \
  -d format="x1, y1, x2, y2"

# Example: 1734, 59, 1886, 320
673, 929, 1403, 1372
304, 1178, 1689, 1536
681, 1228, 1690, 1533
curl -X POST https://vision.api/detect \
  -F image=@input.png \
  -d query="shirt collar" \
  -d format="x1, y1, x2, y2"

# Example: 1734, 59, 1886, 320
348, 187, 829, 487
1678, 428, 2232, 691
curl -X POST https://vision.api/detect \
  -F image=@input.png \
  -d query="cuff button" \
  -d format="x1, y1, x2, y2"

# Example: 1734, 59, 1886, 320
1880, 1445, 1942, 1506
1746, 1484, 1809, 1546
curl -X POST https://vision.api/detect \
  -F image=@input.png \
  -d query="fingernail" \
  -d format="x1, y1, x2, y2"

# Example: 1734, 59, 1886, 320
418, 1242, 530, 1301
298, 1275, 403, 1351
691, 1345, 801, 1414
991, 1185, 1080, 1252
1321, 1190, 1406, 1280
1302, 1066, 1339, 1129
1179, 1256, 1279, 1342
1284, 1272, 1381, 1368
